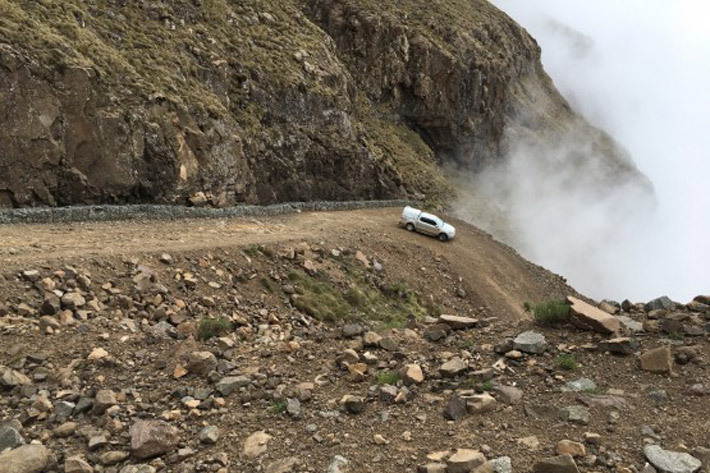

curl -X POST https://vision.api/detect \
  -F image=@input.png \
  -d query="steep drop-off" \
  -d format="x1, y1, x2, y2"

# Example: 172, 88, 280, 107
0, 0, 645, 208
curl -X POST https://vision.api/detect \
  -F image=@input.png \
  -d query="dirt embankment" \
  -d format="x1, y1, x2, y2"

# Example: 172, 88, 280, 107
1, 207, 707, 473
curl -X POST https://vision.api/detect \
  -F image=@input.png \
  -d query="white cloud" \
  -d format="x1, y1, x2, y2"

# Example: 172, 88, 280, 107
461, 0, 710, 302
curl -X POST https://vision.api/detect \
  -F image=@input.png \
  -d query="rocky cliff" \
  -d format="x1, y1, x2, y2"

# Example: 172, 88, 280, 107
0, 0, 645, 208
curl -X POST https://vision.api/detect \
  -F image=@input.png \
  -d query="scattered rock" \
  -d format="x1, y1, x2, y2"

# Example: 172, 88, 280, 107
215, 375, 250, 396
93, 389, 118, 414
447, 449, 486, 473
567, 296, 621, 334
465, 393, 497, 414
244, 431, 272, 458
563, 378, 597, 392
563, 405, 590, 424
532, 454, 580, 473
341, 395, 364, 414
129, 420, 180, 459
439, 357, 467, 377
474, 457, 512, 473
198, 425, 220, 444
640, 346, 673, 374
0, 444, 50, 473
444, 396, 467, 421
492, 385, 523, 405
438, 315, 478, 330
556, 440, 586, 457
65, 455, 94, 473
265, 457, 300, 473
403, 364, 424, 385
513, 331, 547, 354
644, 445, 701, 473
326, 455, 348, 473
597, 337, 638, 355
645, 297, 676, 312
0, 423, 25, 451
186, 351, 217, 376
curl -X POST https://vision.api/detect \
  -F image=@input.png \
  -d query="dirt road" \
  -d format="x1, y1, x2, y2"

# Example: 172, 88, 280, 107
0, 207, 573, 318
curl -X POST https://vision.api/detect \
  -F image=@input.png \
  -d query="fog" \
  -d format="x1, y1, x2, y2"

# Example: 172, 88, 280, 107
457, 1, 710, 302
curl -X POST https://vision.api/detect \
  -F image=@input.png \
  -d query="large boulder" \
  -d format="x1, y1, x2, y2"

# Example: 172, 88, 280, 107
567, 296, 621, 334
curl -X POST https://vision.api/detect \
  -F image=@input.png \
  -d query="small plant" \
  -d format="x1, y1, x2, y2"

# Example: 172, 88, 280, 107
667, 331, 685, 341
376, 370, 400, 386
271, 399, 287, 415
462, 338, 476, 350
244, 245, 262, 257
260, 277, 278, 293
481, 380, 493, 391
197, 317, 232, 340
556, 354, 579, 371
583, 386, 606, 395
533, 300, 570, 326
523, 301, 533, 312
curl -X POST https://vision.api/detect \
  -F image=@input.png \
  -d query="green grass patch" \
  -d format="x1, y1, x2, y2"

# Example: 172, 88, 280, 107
376, 370, 400, 386
667, 331, 685, 341
288, 263, 431, 328
481, 380, 493, 391
197, 316, 232, 341
260, 277, 279, 293
533, 300, 570, 326
271, 399, 287, 415
556, 354, 579, 371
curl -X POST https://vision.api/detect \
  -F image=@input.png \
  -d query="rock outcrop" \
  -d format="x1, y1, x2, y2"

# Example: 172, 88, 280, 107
0, 0, 647, 208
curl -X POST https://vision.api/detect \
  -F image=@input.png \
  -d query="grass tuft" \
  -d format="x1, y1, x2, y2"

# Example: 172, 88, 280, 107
197, 317, 232, 340
556, 354, 579, 371
533, 300, 570, 326
376, 370, 400, 386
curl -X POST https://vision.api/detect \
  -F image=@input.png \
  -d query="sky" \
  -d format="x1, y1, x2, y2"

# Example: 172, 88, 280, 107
477, 0, 710, 302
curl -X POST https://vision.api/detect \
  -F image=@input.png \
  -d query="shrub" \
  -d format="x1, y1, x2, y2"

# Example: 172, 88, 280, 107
197, 317, 232, 340
556, 354, 579, 371
481, 380, 493, 391
533, 300, 570, 326
376, 370, 400, 386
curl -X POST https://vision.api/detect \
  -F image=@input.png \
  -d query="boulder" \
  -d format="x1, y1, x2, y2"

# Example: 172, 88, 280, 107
513, 331, 546, 354
129, 420, 180, 459
446, 449, 486, 473
438, 315, 478, 330
439, 357, 467, 377
644, 445, 701, 473
640, 346, 673, 374
567, 296, 621, 334
645, 296, 676, 312
597, 337, 638, 355
65, 456, 94, 473
532, 455, 580, 473
0, 444, 51, 473
556, 440, 586, 457
243, 431, 272, 458
186, 351, 217, 376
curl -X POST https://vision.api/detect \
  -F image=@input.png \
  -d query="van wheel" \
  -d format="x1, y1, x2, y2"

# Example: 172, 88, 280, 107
406, 223, 415, 231
438, 233, 448, 242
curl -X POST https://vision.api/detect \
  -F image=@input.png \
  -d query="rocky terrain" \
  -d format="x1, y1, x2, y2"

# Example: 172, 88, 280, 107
1, 208, 709, 473
0, 0, 647, 208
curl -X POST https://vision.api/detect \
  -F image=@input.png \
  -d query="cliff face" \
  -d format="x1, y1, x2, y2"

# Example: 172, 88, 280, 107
0, 0, 644, 208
